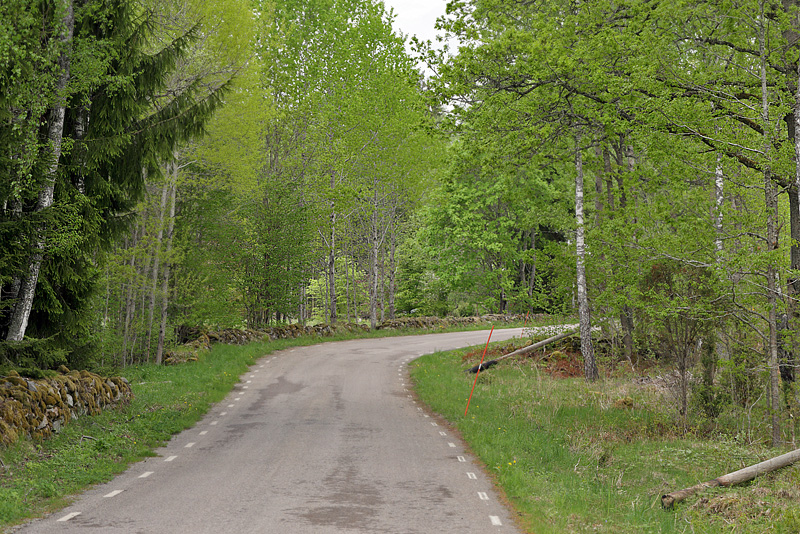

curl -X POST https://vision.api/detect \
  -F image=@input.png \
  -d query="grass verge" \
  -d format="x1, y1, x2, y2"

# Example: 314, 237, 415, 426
409, 340, 800, 534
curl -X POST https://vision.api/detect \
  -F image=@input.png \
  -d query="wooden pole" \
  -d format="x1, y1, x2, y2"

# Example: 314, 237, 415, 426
662, 447, 800, 509
467, 328, 578, 373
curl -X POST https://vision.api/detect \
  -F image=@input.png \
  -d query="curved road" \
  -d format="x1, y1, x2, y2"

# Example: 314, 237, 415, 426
17, 329, 526, 533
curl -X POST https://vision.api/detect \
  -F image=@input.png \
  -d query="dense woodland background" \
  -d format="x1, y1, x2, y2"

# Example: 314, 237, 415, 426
3, 0, 800, 445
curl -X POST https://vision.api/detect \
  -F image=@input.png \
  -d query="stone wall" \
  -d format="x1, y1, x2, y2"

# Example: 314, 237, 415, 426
0, 367, 131, 445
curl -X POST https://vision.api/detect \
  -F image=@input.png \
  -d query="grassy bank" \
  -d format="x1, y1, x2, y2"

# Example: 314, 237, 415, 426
0, 320, 540, 531
410, 340, 800, 534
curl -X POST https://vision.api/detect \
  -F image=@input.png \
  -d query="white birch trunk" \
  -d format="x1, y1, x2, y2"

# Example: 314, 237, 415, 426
714, 154, 724, 257
147, 182, 169, 357
156, 166, 177, 365
575, 132, 598, 381
759, 2, 782, 446
6, 1, 74, 342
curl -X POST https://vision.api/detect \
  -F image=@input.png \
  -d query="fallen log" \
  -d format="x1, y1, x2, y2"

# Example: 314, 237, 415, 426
661, 447, 800, 509
467, 328, 578, 373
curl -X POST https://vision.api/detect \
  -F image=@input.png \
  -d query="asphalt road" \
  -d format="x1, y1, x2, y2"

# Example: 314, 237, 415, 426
16, 329, 527, 534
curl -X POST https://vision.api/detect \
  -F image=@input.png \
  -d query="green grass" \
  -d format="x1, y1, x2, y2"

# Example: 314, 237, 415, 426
410, 343, 800, 534
0, 320, 533, 531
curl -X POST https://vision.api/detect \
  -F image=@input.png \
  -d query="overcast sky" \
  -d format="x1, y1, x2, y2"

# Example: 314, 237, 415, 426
382, 0, 449, 48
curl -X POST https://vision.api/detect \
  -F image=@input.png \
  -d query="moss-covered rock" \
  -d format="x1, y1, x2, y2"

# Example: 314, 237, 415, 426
0, 370, 132, 447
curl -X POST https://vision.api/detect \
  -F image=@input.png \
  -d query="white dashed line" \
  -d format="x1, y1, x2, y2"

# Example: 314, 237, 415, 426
243, 386, 249, 389
210, 421, 218, 426
57, 512, 81, 522
199, 430, 208, 436
246, 380, 252, 383
220, 412, 227, 415
423, 414, 429, 418
467, 472, 477, 479
457, 456, 466, 462
165, 455, 177, 462
228, 404, 234, 407
185, 442, 195, 448
139, 471, 154, 478
430, 422, 438, 426
234, 398, 241, 402
478, 492, 489, 501
439, 431, 447, 436
448, 443, 456, 448
417, 407, 422, 411
490, 516, 503, 526
104, 490, 123, 498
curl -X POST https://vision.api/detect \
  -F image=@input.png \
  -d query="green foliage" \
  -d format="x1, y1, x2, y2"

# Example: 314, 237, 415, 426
398, 143, 573, 316
0, 338, 68, 370
1, 0, 232, 363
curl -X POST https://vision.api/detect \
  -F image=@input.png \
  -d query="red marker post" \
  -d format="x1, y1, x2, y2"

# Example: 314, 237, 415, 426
465, 326, 494, 416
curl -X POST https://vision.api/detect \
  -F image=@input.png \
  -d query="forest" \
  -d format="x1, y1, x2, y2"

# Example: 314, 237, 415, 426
3, 0, 800, 446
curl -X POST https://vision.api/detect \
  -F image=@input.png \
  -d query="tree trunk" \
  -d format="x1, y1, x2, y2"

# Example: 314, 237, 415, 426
714, 153, 725, 257
575, 132, 598, 381
759, 4, 782, 446
147, 181, 169, 359
388, 221, 397, 319
662, 447, 800, 509
369, 200, 379, 330
6, 1, 75, 342
328, 213, 337, 324
156, 166, 177, 365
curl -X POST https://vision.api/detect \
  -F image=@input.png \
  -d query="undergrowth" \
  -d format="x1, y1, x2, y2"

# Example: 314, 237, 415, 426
410, 339, 800, 534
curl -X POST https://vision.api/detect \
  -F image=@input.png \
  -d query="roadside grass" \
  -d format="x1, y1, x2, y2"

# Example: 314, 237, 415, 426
410, 340, 800, 534
0, 320, 534, 531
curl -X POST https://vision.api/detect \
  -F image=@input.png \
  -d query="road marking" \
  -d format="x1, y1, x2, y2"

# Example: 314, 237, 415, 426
246, 380, 252, 383
165, 455, 177, 462
221, 411, 227, 416
139, 471, 154, 478
228, 404, 234, 408
234, 398, 241, 401
478, 492, 489, 500
104, 490, 123, 498
439, 431, 447, 436
199, 430, 208, 435
423, 414, 429, 418
57, 512, 81, 522
210, 421, 218, 426
490, 516, 503, 526
254, 370, 260, 373
185, 442, 195, 448
467, 472, 477, 479
448, 443, 456, 448
243, 386, 249, 389
431, 422, 438, 426
417, 407, 422, 411
457, 456, 466, 462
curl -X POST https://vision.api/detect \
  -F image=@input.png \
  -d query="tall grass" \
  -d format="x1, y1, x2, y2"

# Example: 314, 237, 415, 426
410, 345, 800, 534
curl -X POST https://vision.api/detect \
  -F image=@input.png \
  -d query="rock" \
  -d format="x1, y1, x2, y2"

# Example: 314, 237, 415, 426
0, 369, 132, 446
37, 415, 48, 430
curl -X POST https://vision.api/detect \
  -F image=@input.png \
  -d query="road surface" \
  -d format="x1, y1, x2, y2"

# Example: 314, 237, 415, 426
16, 329, 527, 533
